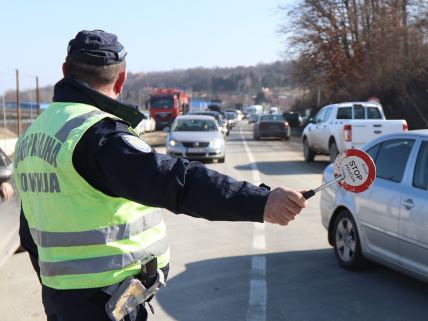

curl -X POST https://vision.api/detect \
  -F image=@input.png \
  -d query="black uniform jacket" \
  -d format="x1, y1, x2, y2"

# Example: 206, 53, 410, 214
19, 77, 270, 315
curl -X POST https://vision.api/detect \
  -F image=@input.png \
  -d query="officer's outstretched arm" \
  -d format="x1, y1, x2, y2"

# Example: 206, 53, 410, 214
263, 187, 307, 226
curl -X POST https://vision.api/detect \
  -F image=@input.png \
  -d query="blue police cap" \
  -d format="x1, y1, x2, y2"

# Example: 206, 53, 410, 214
67, 30, 127, 66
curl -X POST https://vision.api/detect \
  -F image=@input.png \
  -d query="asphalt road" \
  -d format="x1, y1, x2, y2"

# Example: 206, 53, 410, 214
1, 122, 427, 321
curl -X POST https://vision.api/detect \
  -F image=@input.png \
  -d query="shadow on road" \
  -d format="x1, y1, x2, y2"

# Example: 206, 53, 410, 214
234, 160, 330, 175
157, 250, 428, 321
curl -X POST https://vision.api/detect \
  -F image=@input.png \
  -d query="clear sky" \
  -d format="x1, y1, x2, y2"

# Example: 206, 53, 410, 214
0, 0, 295, 92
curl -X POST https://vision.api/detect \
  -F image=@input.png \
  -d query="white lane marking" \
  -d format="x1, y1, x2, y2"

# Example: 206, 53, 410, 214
240, 125, 266, 321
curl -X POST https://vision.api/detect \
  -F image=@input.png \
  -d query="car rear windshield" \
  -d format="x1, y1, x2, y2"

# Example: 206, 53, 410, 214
172, 119, 218, 132
260, 114, 285, 122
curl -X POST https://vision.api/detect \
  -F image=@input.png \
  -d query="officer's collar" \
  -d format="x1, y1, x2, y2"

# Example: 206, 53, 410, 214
53, 76, 144, 128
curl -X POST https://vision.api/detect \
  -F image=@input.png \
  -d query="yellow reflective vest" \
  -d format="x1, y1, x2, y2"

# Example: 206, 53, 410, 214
14, 102, 169, 290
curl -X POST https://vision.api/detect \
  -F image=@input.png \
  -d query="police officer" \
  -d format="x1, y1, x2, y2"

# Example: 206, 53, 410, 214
16, 30, 307, 321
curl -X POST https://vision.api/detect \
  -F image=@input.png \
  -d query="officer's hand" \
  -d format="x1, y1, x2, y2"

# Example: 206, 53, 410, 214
0, 182, 14, 201
263, 187, 307, 226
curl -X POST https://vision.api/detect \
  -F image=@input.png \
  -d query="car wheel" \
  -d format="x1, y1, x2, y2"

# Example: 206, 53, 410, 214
333, 209, 367, 269
303, 138, 315, 162
329, 141, 339, 163
253, 135, 260, 140
218, 156, 225, 163
284, 135, 290, 141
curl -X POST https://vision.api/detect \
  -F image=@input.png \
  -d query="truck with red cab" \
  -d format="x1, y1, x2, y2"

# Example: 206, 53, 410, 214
147, 89, 190, 130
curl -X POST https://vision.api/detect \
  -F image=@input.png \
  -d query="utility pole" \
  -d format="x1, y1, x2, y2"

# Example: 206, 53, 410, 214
15, 69, 21, 136
36, 76, 40, 115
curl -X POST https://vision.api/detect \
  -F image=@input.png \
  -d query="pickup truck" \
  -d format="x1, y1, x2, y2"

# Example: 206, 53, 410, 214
302, 102, 408, 162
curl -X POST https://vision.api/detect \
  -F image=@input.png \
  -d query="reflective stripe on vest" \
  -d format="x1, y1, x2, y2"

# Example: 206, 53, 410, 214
40, 235, 169, 277
14, 102, 170, 289
29, 209, 163, 247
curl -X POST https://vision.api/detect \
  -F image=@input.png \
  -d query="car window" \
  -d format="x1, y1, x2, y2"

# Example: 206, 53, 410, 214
314, 109, 326, 123
337, 107, 352, 119
375, 139, 415, 183
323, 107, 332, 122
367, 107, 382, 119
354, 105, 365, 119
413, 141, 428, 190
366, 143, 381, 161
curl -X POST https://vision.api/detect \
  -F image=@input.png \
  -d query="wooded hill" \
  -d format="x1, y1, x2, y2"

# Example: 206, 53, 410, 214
120, 61, 295, 106
7, 61, 295, 110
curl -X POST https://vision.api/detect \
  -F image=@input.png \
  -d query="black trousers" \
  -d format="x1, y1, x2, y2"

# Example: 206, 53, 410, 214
43, 286, 148, 321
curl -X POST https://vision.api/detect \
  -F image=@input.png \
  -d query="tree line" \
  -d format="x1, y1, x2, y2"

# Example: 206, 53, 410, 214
280, 0, 428, 129
120, 62, 295, 106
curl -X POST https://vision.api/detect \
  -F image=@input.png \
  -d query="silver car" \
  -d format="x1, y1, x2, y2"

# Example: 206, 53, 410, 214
166, 115, 225, 162
320, 130, 428, 282
0, 147, 20, 268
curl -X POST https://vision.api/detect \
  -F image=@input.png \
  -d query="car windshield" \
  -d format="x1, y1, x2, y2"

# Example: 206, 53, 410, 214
172, 119, 218, 132
260, 114, 285, 122
150, 97, 173, 109
225, 113, 235, 119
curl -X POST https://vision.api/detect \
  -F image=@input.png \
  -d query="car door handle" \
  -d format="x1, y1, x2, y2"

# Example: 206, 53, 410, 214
403, 198, 415, 210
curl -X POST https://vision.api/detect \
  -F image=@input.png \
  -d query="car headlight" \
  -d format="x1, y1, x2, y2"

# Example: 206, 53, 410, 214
168, 140, 177, 147
210, 139, 223, 149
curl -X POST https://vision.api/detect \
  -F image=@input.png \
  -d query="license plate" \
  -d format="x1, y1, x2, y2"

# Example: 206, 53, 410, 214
187, 147, 205, 153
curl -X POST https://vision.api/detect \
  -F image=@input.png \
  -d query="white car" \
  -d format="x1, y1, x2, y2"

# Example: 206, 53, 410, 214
320, 130, 428, 282
302, 102, 407, 163
135, 111, 156, 135
166, 115, 225, 162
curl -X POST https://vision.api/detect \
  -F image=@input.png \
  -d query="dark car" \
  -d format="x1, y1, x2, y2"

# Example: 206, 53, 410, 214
253, 114, 291, 140
283, 112, 302, 128
0, 147, 20, 268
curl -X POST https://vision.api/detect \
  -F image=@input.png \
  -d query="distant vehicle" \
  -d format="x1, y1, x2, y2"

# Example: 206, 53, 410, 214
248, 114, 260, 124
246, 105, 264, 124
269, 107, 279, 114
224, 109, 242, 121
225, 111, 237, 128
207, 104, 222, 113
135, 111, 156, 135
188, 111, 229, 136
0, 147, 20, 269
246, 105, 264, 115
320, 130, 428, 283
166, 115, 225, 162
253, 113, 290, 140
282, 112, 302, 128
302, 102, 408, 163
147, 88, 190, 130
189, 99, 209, 113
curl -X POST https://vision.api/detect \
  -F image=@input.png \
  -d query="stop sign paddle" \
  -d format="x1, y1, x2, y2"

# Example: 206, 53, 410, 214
302, 148, 376, 199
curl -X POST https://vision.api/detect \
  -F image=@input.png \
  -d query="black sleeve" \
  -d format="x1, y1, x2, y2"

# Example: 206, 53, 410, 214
73, 118, 269, 222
